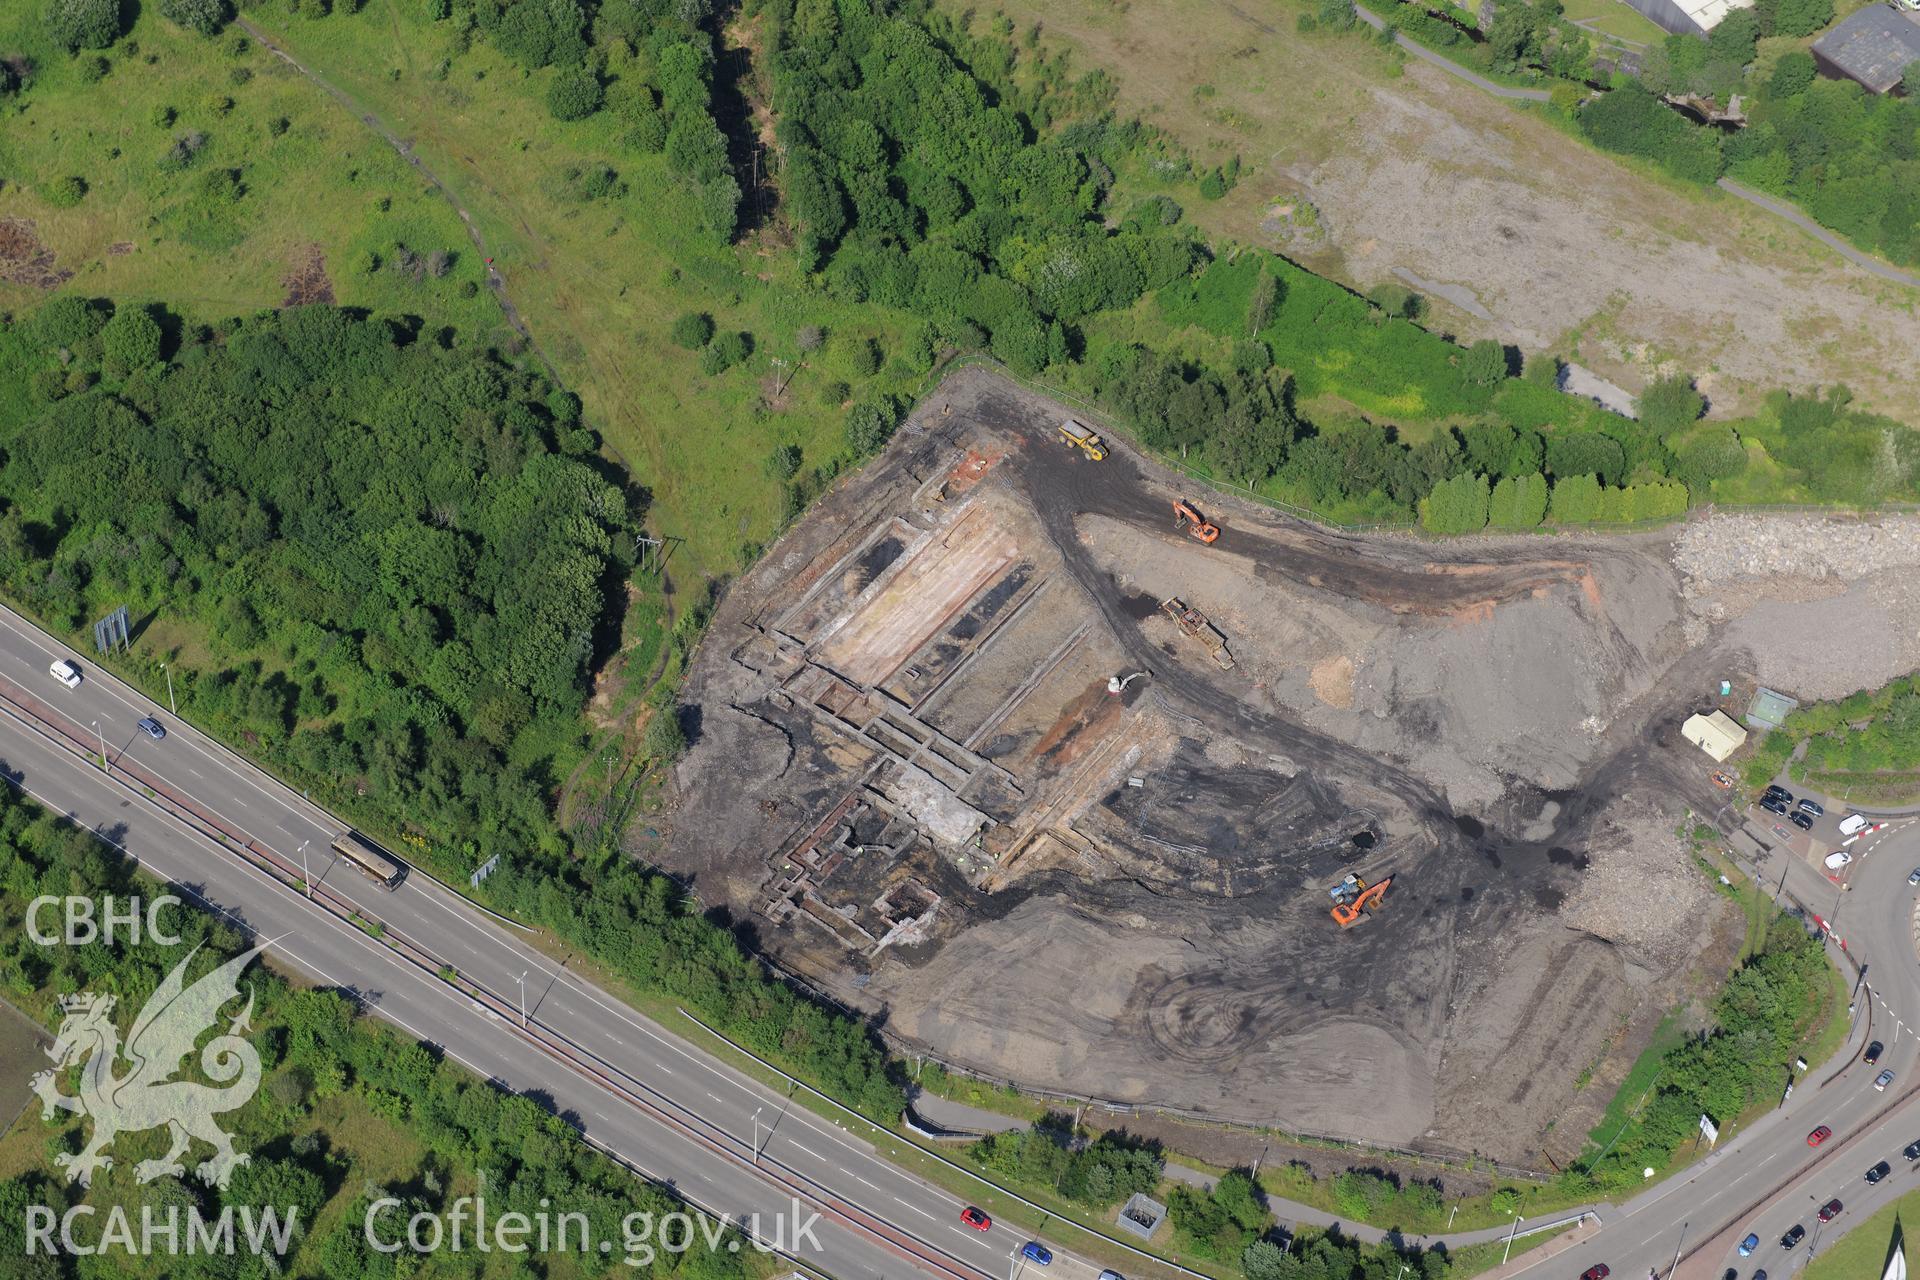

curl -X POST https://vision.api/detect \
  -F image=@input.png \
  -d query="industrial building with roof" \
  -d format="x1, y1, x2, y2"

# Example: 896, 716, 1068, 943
1682, 710, 1748, 762
1623, 0, 1752, 36
1813, 3, 1920, 94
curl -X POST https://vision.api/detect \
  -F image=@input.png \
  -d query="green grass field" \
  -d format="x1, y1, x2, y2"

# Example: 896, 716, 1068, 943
241, 1, 930, 580
1804, 1191, 1914, 1280
0, 7, 503, 339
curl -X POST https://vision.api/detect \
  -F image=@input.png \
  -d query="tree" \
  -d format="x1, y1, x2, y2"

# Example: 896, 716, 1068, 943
845, 397, 900, 454
1904, 61, 1920, 99
1461, 339, 1508, 386
45, 0, 123, 50
1637, 373, 1705, 436
670, 312, 714, 349
102, 304, 163, 374
1420, 472, 1490, 534
1771, 0, 1832, 37
849, 337, 882, 377
158, 0, 227, 34
1487, 473, 1548, 528
1768, 48, 1816, 98
546, 65, 603, 121
1247, 268, 1279, 337
1549, 473, 1602, 522
643, 705, 686, 763
44, 175, 88, 208
701, 330, 752, 374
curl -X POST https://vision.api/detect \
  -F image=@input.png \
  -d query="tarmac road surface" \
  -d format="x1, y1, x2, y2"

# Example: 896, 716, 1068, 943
0, 599, 1111, 1280
1506, 819, 1920, 1279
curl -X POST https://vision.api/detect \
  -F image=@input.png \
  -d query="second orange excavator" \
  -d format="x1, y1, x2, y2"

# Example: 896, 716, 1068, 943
1330, 874, 1392, 928
1172, 499, 1220, 544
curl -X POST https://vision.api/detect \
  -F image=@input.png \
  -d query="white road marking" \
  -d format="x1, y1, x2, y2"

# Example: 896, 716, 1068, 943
892, 1197, 935, 1220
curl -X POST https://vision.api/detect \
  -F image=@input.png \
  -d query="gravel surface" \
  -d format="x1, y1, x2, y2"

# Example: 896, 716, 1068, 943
1676, 514, 1920, 700
1675, 514, 1920, 586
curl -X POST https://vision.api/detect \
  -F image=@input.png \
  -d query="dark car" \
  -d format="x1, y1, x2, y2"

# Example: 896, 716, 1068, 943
1868, 1161, 1893, 1184
1764, 784, 1790, 800
1790, 811, 1814, 831
1021, 1242, 1053, 1267
1818, 1198, 1842, 1222
1761, 798, 1790, 816
1578, 1268, 1609, 1280
1905, 1138, 1920, 1160
136, 716, 165, 740
1753, 1272, 1768, 1280
1868, 1041, 1886, 1065
1798, 799, 1825, 817
1781, 1224, 1806, 1248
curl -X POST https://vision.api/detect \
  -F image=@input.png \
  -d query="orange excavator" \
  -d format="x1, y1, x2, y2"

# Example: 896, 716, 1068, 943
1330, 874, 1392, 929
1173, 499, 1220, 544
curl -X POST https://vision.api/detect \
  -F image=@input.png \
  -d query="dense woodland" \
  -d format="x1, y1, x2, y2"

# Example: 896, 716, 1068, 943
0, 0, 1898, 1271
1574, 4, 1920, 268
0, 784, 753, 1280
0, 299, 903, 1121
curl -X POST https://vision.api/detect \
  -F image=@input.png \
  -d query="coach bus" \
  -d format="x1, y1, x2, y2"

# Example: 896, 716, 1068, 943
331, 830, 405, 890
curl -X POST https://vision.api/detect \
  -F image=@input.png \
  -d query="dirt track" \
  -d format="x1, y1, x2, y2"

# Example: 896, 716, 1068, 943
668, 368, 1920, 1162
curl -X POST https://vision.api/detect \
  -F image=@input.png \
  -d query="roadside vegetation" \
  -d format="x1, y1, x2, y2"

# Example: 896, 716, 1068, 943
1575, 13, 1920, 272
1570, 911, 1838, 1191
0, 0, 1904, 1271
1744, 674, 1920, 805
0, 782, 757, 1280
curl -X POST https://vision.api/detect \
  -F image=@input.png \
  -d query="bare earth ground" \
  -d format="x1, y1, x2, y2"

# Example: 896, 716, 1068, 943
657, 369, 1920, 1165
975, 0, 1920, 419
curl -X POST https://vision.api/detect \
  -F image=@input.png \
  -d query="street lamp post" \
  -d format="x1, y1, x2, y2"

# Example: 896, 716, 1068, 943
1501, 1210, 1523, 1265
297, 839, 310, 898
1665, 1222, 1688, 1280
752, 1107, 764, 1166
162, 663, 176, 716
93, 720, 107, 774
1007, 1247, 1019, 1280
518, 970, 528, 1028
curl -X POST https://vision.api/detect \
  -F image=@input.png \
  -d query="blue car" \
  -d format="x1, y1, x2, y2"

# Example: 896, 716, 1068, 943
1738, 1233, 1759, 1256
1021, 1242, 1053, 1267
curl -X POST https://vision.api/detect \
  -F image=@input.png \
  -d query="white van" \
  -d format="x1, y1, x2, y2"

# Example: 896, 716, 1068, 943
49, 659, 82, 689
1839, 814, 1871, 837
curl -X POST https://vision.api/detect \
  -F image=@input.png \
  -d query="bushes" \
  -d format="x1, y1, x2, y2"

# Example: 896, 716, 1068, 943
545, 64, 603, 121
969, 1122, 1163, 1208
158, 0, 228, 34
670, 311, 715, 349
1586, 918, 1830, 1186
43, 175, 88, 208
101, 304, 163, 375
1420, 472, 1489, 534
1168, 1170, 1267, 1260
1638, 373, 1705, 436
846, 396, 902, 454
45, 0, 123, 51
1487, 472, 1547, 528
1578, 85, 1725, 183
699, 330, 752, 375
1549, 473, 1601, 522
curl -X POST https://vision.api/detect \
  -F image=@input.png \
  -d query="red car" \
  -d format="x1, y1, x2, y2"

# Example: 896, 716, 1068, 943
1818, 1198, 1843, 1222
1580, 1267, 1610, 1280
960, 1207, 991, 1231
1808, 1125, 1833, 1147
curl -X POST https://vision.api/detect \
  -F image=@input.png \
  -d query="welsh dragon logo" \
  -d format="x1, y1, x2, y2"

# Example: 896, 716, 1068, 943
32, 943, 267, 1189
